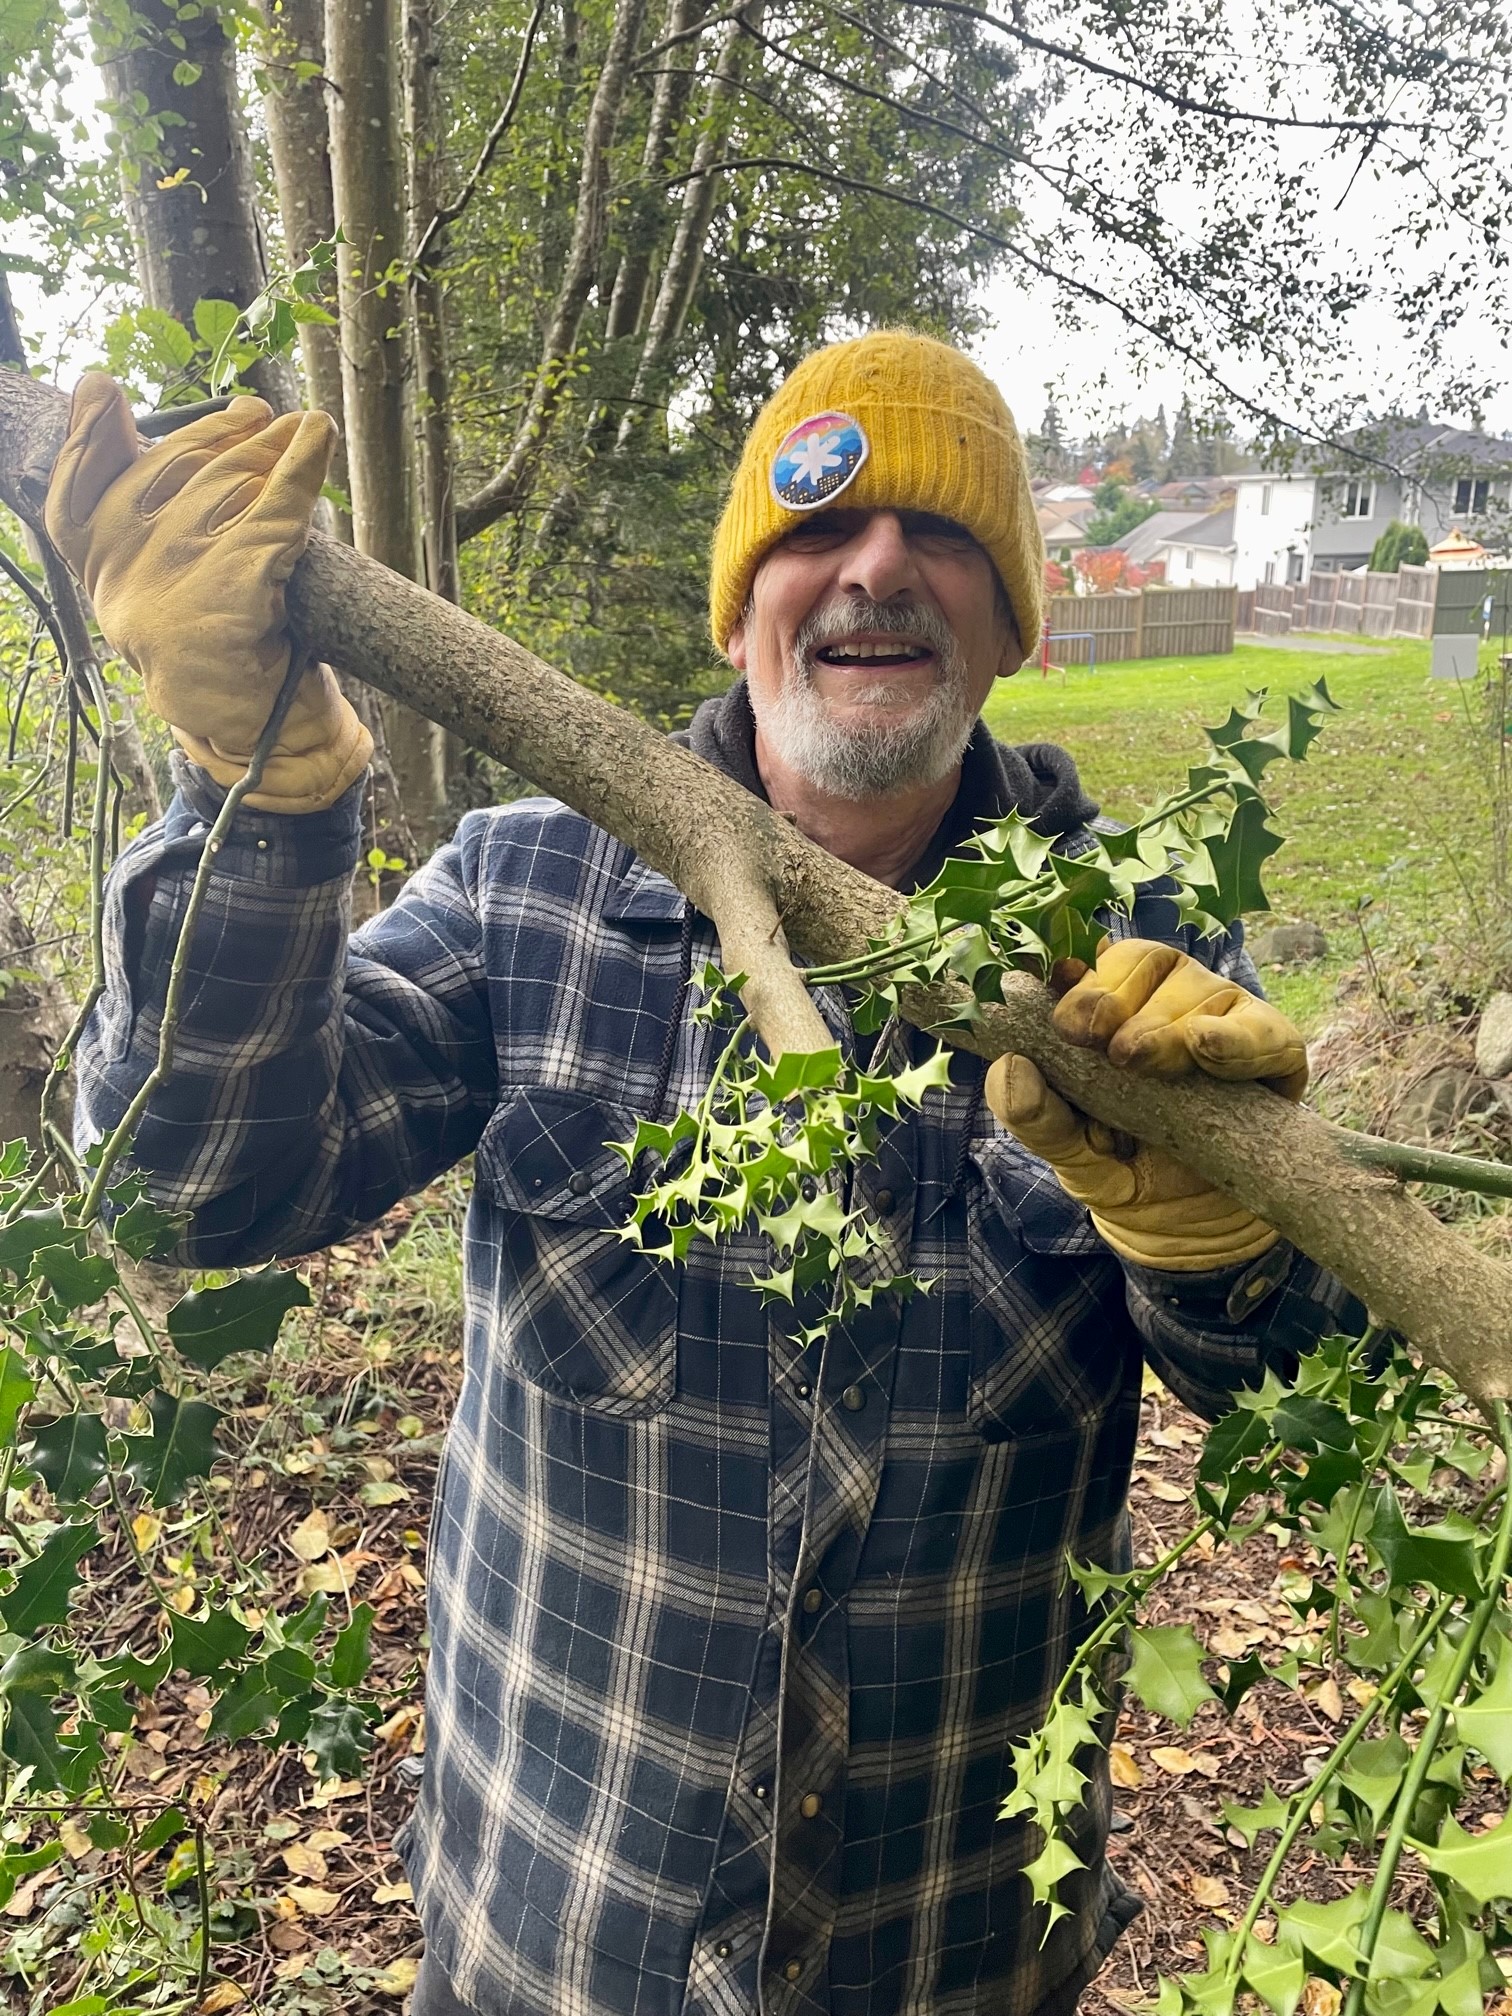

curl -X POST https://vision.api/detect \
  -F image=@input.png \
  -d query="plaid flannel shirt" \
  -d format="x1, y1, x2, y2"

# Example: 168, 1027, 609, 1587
78, 741, 1357, 2016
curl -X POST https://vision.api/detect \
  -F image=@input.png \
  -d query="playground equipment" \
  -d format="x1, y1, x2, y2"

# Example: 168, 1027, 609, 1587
1039, 629, 1098, 677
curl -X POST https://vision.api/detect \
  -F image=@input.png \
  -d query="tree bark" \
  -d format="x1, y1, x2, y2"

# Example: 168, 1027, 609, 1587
405, 0, 459, 608
325, 0, 448, 848
257, 0, 351, 528
602, 0, 703, 346
92, 0, 299, 412
453, 0, 651, 545
3, 366, 1512, 1404
616, 7, 754, 448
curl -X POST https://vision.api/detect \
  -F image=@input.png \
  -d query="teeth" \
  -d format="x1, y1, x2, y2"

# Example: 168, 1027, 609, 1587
824, 642, 922, 660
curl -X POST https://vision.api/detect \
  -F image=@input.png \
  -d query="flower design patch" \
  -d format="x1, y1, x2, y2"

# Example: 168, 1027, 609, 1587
770, 411, 869, 510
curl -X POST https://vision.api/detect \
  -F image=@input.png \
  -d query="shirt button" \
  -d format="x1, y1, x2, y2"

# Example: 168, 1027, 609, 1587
840, 1384, 865, 1412
784, 1960, 803, 1982
874, 1187, 894, 1213
715, 1942, 732, 1960
752, 1779, 770, 1800
801, 1586, 822, 1614
800, 1792, 823, 1819
794, 1380, 812, 1401
567, 1169, 592, 1196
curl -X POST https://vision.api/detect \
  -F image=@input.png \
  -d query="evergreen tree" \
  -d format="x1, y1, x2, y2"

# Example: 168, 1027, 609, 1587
1166, 397, 1200, 479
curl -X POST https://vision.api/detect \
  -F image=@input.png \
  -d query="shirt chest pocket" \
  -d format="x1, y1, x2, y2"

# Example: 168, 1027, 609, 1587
474, 1085, 678, 1417
965, 1131, 1133, 1442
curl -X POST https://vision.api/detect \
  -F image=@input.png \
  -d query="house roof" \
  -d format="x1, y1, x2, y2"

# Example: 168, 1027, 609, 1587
1250, 420, 1512, 482
1114, 510, 1206, 563
1155, 506, 1235, 552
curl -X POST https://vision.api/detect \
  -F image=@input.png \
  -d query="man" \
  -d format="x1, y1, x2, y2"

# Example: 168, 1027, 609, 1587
49, 331, 1353, 2016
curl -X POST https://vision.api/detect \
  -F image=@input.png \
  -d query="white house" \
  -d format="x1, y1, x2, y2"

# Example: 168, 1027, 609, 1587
1152, 507, 1237, 587
1231, 422, 1512, 591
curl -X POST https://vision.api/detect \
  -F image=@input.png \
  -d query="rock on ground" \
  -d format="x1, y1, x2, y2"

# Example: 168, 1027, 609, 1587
1248, 921, 1328, 967
1475, 993, 1512, 1080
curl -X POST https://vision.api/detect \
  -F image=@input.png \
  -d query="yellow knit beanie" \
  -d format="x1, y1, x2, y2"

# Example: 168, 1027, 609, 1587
709, 330, 1043, 661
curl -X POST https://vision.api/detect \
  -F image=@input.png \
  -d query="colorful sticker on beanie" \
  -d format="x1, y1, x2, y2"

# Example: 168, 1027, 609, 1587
770, 411, 869, 510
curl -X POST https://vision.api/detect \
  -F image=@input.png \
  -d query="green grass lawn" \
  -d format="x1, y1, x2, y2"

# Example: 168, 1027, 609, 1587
981, 634, 1508, 1031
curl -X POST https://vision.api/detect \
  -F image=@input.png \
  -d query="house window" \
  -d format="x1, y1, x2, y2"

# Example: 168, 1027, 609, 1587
1185, 550, 1195, 569
1263, 560, 1276, 585
1287, 551, 1304, 583
1260, 484, 1272, 517
1454, 477, 1491, 515
1339, 480, 1374, 520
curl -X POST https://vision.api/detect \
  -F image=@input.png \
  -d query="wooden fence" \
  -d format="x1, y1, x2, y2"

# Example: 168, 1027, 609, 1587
1237, 566, 1439, 639
1041, 584, 1236, 664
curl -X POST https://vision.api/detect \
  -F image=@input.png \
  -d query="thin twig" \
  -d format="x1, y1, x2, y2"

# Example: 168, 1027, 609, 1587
412, 0, 549, 269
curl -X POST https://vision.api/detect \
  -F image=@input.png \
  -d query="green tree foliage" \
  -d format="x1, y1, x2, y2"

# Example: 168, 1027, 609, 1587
1371, 520, 1430, 571
1083, 478, 1159, 547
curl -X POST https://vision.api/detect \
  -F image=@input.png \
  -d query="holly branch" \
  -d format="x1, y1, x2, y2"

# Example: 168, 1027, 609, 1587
2, 366, 1511, 1403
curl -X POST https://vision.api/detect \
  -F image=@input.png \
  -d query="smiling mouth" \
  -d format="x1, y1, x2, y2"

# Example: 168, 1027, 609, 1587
813, 638, 934, 671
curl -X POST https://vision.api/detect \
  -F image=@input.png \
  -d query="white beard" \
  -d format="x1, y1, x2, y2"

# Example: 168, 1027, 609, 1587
748, 596, 978, 801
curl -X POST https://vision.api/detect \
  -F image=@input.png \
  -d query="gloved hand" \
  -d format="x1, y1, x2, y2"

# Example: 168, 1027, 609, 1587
983, 937, 1307, 1272
44, 372, 372, 814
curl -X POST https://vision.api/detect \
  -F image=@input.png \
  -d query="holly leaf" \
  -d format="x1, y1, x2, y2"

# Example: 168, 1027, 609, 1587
1275, 1891, 1366, 1972
0, 1645, 95, 1793
167, 1269, 311, 1370
1454, 1647, 1512, 1781
1411, 1811, 1512, 1905
169, 1607, 251, 1680
0, 1348, 33, 1446
31, 1244, 117, 1311
328, 1603, 374, 1691
305, 1697, 373, 1780
0, 1206, 70, 1277
1125, 1623, 1215, 1727
2, 1520, 98, 1633
108, 1190, 182, 1262
1242, 1932, 1305, 2016
1222, 1785, 1291, 1845
209, 1646, 316, 1743
1369, 1486, 1482, 1600
1340, 1733, 1411, 1831
122, 1390, 222, 1504
28, 1412, 108, 1501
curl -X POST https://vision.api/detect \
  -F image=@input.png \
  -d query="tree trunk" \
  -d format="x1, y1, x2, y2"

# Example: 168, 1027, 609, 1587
325, 0, 448, 849
405, 0, 459, 608
602, 0, 703, 346
7, 366, 1512, 1404
617, 8, 753, 448
257, 0, 351, 528
453, 0, 651, 545
0, 889, 72, 1156
92, 0, 299, 411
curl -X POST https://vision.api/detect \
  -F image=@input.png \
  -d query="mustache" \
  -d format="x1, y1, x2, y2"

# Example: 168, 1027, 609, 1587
791, 595, 962, 668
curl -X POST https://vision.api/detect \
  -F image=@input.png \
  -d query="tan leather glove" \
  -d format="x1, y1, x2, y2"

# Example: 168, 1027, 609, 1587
983, 937, 1307, 1271
44, 372, 372, 815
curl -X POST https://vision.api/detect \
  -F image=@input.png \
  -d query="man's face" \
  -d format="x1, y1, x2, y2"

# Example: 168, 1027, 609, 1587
727, 507, 1019, 800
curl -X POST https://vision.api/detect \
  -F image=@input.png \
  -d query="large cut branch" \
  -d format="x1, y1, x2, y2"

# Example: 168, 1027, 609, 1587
2, 368, 1510, 1404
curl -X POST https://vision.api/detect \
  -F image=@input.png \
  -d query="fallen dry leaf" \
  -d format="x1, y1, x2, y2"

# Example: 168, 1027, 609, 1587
288, 1508, 332, 1563
285, 1883, 341, 1918
1346, 1678, 1378, 1708
1144, 1478, 1190, 1503
376, 1704, 423, 1747
197, 1985, 247, 2013
1302, 1978, 1343, 2016
1190, 1876, 1230, 1909
373, 1957, 421, 1997
132, 1511, 162, 1551
3, 1871, 48, 1918
303, 1828, 352, 1852
1209, 1626, 1254, 1659
59, 1817, 92, 1859
1311, 1678, 1344, 1723
281, 1843, 329, 1883
295, 1560, 350, 1596
373, 1879, 415, 1903
1150, 1747, 1200, 1776
268, 1921, 309, 1954
1109, 1742, 1142, 1789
